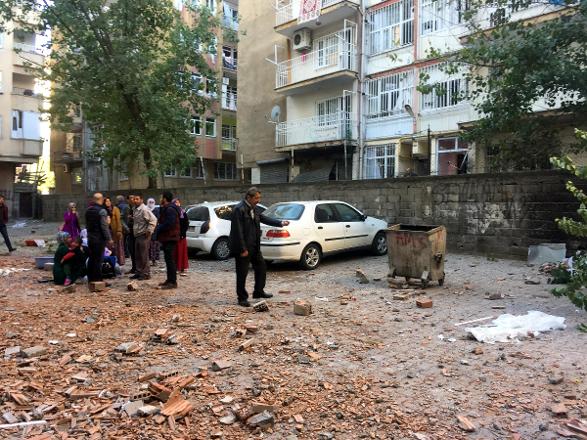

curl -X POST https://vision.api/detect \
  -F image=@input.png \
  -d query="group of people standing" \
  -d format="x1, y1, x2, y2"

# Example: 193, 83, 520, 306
56, 191, 188, 290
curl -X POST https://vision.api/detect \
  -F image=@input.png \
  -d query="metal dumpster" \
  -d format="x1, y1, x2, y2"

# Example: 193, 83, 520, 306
386, 224, 446, 287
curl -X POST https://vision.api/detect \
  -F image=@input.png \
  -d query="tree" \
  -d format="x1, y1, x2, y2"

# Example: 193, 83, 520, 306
0, 0, 219, 188
439, 0, 587, 169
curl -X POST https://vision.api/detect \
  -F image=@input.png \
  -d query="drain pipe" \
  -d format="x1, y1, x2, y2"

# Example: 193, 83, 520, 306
357, 0, 367, 180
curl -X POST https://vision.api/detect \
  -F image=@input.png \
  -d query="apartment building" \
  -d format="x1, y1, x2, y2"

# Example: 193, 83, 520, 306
53, 0, 240, 193
239, 0, 573, 183
0, 23, 45, 215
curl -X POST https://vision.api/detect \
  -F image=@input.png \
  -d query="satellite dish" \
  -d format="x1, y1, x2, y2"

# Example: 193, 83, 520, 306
270, 105, 281, 122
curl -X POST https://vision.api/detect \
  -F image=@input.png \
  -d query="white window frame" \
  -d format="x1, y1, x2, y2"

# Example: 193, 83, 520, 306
214, 162, 237, 180
420, 0, 466, 35
180, 167, 193, 178
191, 116, 202, 135
368, 0, 414, 56
315, 33, 339, 69
364, 144, 396, 179
164, 167, 178, 177
420, 63, 467, 111
316, 95, 351, 127
436, 137, 469, 175
11, 110, 23, 139
203, 0, 216, 13
205, 117, 216, 137
367, 70, 414, 119
191, 73, 202, 93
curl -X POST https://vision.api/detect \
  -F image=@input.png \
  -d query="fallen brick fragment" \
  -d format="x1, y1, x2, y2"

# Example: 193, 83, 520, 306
246, 410, 275, 429
551, 403, 568, 416
21, 346, 47, 358
211, 359, 233, 371
253, 300, 269, 312
456, 415, 476, 432
294, 300, 312, 316
356, 269, 369, 284
416, 298, 433, 308
89, 281, 106, 292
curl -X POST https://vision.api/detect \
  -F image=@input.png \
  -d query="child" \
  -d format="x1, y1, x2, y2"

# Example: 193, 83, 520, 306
54, 236, 86, 286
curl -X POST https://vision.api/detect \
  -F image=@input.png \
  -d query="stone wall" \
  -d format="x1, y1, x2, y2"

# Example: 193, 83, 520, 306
41, 171, 587, 258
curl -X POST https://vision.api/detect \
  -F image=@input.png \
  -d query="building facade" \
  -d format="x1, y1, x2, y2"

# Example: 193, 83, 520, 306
53, 0, 241, 193
0, 22, 45, 215
239, 0, 573, 184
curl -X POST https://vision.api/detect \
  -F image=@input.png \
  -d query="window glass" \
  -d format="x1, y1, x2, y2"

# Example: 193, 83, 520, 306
334, 203, 363, 222
187, 206, 210, 222
264, 203, 305, 221
214, 204, 234, 220
314, 204, 337, 223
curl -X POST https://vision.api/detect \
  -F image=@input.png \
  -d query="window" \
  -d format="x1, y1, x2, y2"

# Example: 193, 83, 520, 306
315, 33, 339, 68
11, 110, 23, 138
333, 203, 363, 222
205, 0, 216, 12
194, 160, 204, 178
364, 144, 396, 179
369, 0, 414, 55
119, 169, 128, 181
421, 0, 467, 35
191, 73, 202, 93
205, 118, 216, 137
222, 46, 237, 70
420, 63, 467, 111
437, 137, 469, 175
367, 70, 414, 119
180, 167, 192, 178
206, 77, 217, 97
214, 162, 237, 180
316, 95, 351, 126
264, 203, 305, 221
164, 167, 177, 177
214, 204, 235, 220
191, 116, 202, 135
314, 204, 337, 223
187, 206, 210, 221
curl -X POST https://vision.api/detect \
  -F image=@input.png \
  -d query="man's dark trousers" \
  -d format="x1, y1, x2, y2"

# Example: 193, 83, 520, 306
128, 234, 136, 271
162, 241, 177, 284
235, 248, 267, 302
0, 224, 13, 251
88, 240, 105, 282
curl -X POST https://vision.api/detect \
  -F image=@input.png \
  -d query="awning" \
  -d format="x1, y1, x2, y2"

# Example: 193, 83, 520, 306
292, 164, 334, 183
256, 157, 288, 166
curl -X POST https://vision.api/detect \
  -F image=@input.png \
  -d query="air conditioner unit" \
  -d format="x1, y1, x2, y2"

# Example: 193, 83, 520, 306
292, 28, 312, 52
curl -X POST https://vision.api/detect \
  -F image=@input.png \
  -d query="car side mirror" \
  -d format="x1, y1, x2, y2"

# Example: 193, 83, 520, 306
361, 214, 367, 221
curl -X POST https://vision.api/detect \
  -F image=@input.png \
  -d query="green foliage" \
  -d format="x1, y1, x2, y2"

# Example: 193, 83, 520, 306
445, 0, 587, 169
550, 129, 587, 312
0, 0, 219, 187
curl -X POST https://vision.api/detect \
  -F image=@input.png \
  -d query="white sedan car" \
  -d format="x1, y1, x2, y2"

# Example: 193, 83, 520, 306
260, 201, 388, 270
185, 201, 266, 260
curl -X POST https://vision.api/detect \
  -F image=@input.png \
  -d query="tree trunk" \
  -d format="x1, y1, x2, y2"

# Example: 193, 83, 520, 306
143, 148, 157, 189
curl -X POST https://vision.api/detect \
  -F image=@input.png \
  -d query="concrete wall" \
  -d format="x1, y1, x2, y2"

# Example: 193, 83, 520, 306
42, 171, 587, 258
237, 0, 288, 168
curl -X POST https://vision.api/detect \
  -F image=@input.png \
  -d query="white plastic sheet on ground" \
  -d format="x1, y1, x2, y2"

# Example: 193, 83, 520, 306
466, 311, 566, 343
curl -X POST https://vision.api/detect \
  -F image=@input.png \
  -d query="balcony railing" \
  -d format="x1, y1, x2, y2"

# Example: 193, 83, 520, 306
223, 17, 238, 30
13, 42, 40, 53
276, 41, 356, 89
276, 111, 357, 147
222, 92, 237, 111
275, 0, 359, 26
12, 87, 43, 99
221, 138, 237, 151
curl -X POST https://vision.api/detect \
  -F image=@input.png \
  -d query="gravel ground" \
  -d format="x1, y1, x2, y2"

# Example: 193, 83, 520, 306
0, 223, 586, 439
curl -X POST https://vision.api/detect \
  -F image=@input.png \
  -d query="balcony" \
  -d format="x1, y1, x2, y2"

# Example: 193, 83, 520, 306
223, 17, 238, 31
53, 150, 83, 164
276, 43, 356, 93
221, 138, 237, 151
276, 111, 357, 149
275, 0, 360, 36
222, 92, 237, 111
12, 43, 44, 69
12, 87, 42, 99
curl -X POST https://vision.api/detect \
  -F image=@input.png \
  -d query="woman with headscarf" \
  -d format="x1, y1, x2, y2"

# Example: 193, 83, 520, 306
147, 198, 161, 266
173, 198, 189, 276
53, 232, 86, 286
61, 202, 81, 240
105, 196, 125, 265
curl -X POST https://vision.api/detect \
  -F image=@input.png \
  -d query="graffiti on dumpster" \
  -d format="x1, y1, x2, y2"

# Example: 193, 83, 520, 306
394, 232, 427, 249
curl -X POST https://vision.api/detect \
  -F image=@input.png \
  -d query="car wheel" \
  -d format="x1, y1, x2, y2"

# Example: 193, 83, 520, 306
300, 243, 322, 270
371, 231, 387, 256
211, 237, 231, 260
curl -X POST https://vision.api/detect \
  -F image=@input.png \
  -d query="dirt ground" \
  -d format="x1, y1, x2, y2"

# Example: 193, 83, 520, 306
0, 222, 586, 439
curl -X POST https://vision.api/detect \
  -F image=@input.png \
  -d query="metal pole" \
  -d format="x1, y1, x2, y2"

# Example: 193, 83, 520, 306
427, 125, 431, 175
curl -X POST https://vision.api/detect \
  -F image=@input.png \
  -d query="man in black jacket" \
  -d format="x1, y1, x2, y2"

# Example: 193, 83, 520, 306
85, 193, 113, 284
0, 195, 16, 253
230, 187, 289, 307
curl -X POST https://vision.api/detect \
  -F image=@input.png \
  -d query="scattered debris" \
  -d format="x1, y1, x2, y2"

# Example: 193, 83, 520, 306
253, 300, 269, 313
89, 281, 106, 292
416, 298, 433, 308
127, 281, 139, 291
152, 328, 179, 345
211, 359, 233, 372
356, 268, 369, 284
551, 403, 568, 417
456, 415, 476, 432
246, 410, 275, 429
524, 277, 541, 285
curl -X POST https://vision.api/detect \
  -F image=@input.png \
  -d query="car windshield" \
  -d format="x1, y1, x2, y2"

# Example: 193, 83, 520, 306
186, 206, 210, 222
264, 203, 305, 220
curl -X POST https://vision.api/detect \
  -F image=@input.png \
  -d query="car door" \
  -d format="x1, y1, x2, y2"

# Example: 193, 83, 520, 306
314, 203, 347, 253
333, 203, 371, 249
